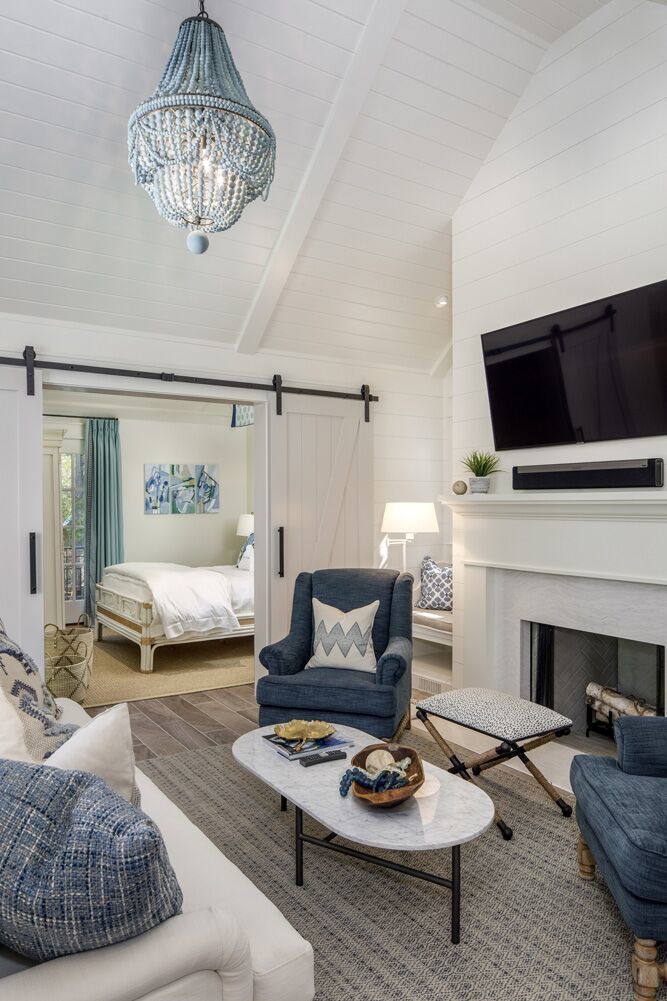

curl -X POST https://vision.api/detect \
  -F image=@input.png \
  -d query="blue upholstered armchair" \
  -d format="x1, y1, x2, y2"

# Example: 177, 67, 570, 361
571, 716, 667, 1001
256, 569, 413, 740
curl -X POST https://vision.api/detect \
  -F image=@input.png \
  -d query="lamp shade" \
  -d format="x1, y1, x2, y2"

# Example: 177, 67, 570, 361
381, 502, 438, 535
236, 514, 254, 537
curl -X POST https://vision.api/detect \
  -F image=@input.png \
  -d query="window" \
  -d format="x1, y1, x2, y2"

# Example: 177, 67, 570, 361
61, 453, 86, 617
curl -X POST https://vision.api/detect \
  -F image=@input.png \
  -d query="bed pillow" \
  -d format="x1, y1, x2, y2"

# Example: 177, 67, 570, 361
237, 531, 255, 569
0, 624, 77, 761
238, 542, 254, 572
306, 598, 379, 672
0, 759, 182, 962
46, 704, 140, 806
417, 557, 453, 611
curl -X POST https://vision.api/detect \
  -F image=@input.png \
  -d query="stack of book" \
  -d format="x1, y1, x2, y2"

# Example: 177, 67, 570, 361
263, 732, 353, 760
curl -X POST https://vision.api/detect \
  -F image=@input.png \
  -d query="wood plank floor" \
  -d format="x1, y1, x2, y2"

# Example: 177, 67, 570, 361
87, 686, 260, 761
88, 686, 431, 761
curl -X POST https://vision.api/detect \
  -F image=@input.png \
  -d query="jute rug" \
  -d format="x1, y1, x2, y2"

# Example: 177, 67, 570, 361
140, 732, 651, 1001
83, 634, 254, 707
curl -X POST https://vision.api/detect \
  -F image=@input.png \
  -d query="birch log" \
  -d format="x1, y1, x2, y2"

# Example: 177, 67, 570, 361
586, 682, 657, 722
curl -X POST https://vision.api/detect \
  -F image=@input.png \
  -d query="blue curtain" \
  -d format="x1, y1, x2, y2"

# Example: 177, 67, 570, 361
84, 419, 124, 621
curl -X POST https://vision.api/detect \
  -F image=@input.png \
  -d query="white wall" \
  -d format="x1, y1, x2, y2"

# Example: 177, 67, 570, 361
451, 0, 667, 491
119, 416, 250, 567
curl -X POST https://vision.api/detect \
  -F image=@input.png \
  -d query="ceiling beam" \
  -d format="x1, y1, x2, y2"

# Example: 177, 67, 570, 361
235, 0, 408, 355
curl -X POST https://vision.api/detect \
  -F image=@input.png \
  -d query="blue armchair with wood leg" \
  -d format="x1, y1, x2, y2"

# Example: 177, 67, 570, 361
256, 569, 413, 741
571, 716, 667, 1001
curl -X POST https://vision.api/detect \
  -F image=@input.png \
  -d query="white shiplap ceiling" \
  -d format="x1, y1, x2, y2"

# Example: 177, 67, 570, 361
0, 0, 606, 372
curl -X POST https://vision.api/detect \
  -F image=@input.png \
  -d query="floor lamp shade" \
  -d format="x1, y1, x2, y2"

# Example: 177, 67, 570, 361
381, 503, 439, 536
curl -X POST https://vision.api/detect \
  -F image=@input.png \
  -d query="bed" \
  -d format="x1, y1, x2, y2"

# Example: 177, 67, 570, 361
95, 562, 254, 672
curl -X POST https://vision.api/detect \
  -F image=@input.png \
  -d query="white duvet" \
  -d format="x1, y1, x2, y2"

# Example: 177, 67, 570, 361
103, 563, 241, 640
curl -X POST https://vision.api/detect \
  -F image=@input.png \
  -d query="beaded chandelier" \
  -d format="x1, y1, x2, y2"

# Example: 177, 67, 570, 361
128, 1, 276, 254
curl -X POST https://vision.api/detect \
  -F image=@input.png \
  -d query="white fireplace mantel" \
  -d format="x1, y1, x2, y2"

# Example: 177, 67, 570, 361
438, 492, 666, 786
440, 492, 667, 587
440, 492, 667, 522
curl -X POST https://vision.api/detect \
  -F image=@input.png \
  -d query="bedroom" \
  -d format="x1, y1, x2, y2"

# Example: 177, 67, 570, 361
42, 388, 256, 707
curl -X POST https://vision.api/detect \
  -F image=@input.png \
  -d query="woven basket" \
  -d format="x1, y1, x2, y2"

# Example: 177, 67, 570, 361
44, 616, 94, 672
45, 649, 90, 704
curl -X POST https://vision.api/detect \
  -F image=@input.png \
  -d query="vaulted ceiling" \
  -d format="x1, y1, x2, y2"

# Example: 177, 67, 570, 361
0, 0, 607, 373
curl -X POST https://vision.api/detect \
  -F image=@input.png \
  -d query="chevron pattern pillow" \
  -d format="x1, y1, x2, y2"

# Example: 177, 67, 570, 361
417, 558, 453, 610
0, 759, 182, 962
306, 598, 380, 673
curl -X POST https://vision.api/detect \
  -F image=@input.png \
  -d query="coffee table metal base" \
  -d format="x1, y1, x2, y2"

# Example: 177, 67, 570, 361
293, 806, 461, 944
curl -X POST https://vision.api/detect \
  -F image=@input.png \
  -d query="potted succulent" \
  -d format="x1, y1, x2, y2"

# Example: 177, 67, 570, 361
461, 450, 501, 494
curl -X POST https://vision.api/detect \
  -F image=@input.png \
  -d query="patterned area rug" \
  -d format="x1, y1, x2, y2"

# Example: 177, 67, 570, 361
84, 634, 254, 707
140, 732, 648, 1001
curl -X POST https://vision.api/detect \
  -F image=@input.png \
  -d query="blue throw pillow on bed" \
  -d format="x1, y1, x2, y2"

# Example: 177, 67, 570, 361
0, 759, 183, 962
237, 531, 255, 567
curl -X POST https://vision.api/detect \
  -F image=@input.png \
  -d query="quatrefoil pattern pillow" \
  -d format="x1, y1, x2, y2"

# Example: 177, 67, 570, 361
417, 558, 453, 610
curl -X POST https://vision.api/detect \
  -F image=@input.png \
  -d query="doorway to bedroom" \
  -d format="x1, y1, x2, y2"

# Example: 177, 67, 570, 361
42, 387, 256, 711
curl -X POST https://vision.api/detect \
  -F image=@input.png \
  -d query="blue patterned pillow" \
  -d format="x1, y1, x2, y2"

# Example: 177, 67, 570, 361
0, 760, 183, 961
417, 558, 453, 611
237, 531, 255, 567
0, 625, 77, 760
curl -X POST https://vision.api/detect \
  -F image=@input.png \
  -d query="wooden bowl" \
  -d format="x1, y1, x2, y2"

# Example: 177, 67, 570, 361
350, 743, 424, 808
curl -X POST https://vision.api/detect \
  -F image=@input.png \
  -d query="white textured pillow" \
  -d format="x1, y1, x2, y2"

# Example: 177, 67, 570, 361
45, 703, 140, 806
0, 689, 30, 761
306, 598, 380, 673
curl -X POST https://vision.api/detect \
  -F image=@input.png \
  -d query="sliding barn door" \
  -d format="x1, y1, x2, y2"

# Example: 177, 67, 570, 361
0, 367, 44, 666
269, 396, 373, 641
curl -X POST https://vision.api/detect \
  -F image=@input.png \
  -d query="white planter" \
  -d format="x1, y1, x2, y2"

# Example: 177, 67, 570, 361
469, 476, 491, 494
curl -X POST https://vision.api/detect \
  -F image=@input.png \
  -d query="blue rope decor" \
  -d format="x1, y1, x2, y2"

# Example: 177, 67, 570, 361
339, 757, 413, 798
128, 5, 276, 246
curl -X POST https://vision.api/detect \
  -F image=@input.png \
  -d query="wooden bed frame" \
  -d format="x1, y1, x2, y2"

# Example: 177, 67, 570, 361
95, 583, 254, 673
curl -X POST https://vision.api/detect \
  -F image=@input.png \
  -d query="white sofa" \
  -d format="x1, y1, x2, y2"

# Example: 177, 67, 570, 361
0, 699, 315, 1001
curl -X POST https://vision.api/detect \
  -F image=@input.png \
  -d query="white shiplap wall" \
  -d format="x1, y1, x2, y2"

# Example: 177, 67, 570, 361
452, 0, 667, 485
449, 0, 667, 684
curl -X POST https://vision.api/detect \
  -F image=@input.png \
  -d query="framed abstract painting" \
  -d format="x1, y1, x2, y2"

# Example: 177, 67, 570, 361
170, 464, 197, 515
196, 464, 220, 513
144, 464, 170, 514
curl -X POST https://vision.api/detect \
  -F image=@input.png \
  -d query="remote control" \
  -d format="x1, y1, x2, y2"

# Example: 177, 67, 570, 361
299, 749, 347, 767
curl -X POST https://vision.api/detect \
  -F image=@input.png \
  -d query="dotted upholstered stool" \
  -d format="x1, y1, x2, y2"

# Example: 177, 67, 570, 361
406, 688, 573, 841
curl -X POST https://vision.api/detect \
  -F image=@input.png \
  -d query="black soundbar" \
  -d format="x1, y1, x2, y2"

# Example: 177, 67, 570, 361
512, 458, 664, 490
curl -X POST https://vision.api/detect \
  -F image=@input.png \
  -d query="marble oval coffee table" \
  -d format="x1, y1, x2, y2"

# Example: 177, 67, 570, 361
232, 724, 495, 944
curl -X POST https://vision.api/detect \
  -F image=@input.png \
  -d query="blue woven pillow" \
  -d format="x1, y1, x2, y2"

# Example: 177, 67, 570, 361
0, 760, 183, 961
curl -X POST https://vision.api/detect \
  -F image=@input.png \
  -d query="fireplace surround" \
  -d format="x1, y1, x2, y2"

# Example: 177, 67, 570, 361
440, 493, 667, 762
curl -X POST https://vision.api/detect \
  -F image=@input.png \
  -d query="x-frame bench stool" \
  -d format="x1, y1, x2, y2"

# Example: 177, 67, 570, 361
399, 688, 573, 840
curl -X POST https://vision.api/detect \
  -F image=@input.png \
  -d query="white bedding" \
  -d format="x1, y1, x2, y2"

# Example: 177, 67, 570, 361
101, 563, 253, 640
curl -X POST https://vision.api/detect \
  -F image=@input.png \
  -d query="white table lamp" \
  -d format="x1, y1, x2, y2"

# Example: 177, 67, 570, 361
236, 513, 254, 537
381, 502, 438, 571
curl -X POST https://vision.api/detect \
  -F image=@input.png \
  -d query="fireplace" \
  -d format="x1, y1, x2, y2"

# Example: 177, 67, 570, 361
530, 623, 665, 740
441, 492, 667, 784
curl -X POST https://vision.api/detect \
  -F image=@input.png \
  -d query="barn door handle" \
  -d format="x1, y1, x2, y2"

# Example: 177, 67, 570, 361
277, 527, 285, 578
29, 532, 37, 594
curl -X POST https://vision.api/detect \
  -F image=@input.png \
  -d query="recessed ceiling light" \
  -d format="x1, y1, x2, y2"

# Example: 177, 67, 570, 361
435, 293, 449, 308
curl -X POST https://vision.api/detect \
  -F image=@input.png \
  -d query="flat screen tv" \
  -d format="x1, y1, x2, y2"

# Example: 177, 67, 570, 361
481, 279, 667, 451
